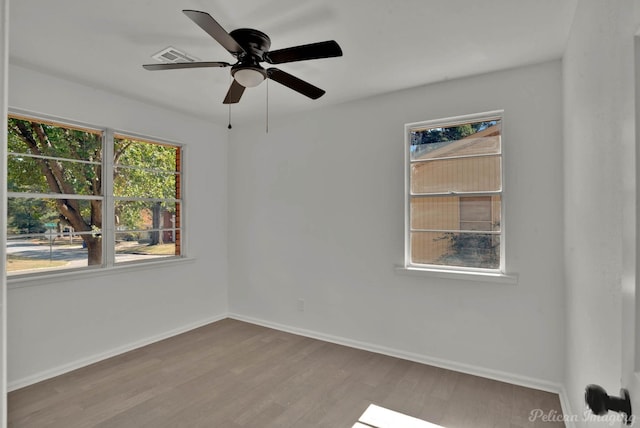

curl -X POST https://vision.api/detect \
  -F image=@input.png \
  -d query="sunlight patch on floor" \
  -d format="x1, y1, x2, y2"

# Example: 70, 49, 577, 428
354, 404, 444, 428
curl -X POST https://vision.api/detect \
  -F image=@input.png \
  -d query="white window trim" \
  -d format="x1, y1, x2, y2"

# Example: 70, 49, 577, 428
394, 264, 518, 284
8, 257, 196, 289
402, 110, 516, 282
6, 109, 187, 283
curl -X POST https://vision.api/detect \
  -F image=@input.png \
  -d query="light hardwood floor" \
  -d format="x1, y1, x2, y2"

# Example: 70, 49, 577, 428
9, 319, 564, 427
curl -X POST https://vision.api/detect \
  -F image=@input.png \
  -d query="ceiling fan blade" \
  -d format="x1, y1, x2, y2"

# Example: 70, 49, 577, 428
182, 10, 246, 55
143, 61, 231, 71
223, 79, 246, 104
267, 68, 325, 99
265, 40, 342, 64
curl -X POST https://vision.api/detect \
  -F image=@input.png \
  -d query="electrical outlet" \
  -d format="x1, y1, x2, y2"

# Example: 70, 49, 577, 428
297, 298, 305, 312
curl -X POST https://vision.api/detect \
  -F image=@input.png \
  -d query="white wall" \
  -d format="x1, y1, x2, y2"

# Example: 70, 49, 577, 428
228, 60, 566, 386
563, 0, 640, 423
6, 64, 229, 387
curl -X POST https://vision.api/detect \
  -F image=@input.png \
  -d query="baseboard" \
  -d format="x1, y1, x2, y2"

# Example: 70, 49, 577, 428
8, 313, 228, 392
9, 312, 568, 408
228, 312, 564, 395
558, 385, 577, 428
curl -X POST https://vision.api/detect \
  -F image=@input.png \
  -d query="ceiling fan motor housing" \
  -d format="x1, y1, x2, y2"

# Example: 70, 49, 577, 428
229, 28, 271, 61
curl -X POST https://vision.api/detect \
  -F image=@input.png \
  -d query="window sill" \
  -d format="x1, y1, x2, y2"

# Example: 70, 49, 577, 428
8, 256, 196, 289
394, 265, 518, 284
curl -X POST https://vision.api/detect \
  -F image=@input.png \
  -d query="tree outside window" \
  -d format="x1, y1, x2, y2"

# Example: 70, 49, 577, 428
6, 115, 182, 276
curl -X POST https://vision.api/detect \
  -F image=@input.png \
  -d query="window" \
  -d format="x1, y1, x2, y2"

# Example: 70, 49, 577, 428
7, 114, 183, 277
405, 111, 503, 272
113, 135, 181, 262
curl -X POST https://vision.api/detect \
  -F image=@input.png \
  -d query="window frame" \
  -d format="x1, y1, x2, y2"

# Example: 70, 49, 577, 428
6, 110, 187, 282
403, 110, 511, 279
110, 131, 184, 266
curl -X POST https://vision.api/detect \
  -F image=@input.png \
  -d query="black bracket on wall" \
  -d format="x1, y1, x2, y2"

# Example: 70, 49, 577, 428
585, 384, 633, 425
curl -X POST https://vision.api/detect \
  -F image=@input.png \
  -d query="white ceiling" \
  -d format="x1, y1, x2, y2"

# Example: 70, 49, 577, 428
9, 0, 578, 127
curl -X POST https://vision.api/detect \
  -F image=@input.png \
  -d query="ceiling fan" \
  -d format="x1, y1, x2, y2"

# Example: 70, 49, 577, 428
143, 10, 343, 104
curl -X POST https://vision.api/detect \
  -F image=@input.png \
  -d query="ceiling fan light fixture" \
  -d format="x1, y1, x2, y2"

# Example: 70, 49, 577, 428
232, 67, 266, 87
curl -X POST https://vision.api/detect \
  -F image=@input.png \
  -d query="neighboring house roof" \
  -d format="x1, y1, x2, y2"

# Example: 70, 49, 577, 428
414, 124, 500, 161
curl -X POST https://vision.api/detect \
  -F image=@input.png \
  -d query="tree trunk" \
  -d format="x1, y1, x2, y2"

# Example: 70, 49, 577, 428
12, 121, 104, 265
84, 236, 102, 265
150, 202, 163, 245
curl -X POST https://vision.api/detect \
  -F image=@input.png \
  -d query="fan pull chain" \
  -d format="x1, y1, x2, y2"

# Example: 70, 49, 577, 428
227, 74, 232, 129
266, 78, 269, 134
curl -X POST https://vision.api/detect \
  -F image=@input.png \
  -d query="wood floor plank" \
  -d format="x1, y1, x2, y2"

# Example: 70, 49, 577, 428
8, 319, 565, 427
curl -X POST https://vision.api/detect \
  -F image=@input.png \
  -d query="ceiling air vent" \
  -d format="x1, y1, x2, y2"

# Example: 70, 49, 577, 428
151, 46, 200, 63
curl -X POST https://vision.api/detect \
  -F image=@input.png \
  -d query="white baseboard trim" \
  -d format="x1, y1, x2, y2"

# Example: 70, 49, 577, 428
558, 385, 577, 428
8, 314, 228, 392
9, 312, 570, 411
228, 312, 564, 395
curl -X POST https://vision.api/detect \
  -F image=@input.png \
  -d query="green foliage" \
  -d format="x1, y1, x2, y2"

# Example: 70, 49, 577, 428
411, 120, 497, 148
438, 232, 500, 269
113, 138, 178, 231
7, 118, 103, 247
7, 119, 179, 251
8, 118, 102, 193
7, 197, 54, 234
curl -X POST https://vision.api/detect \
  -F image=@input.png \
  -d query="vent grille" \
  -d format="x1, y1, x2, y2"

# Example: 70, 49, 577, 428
151, 46, 200, 63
